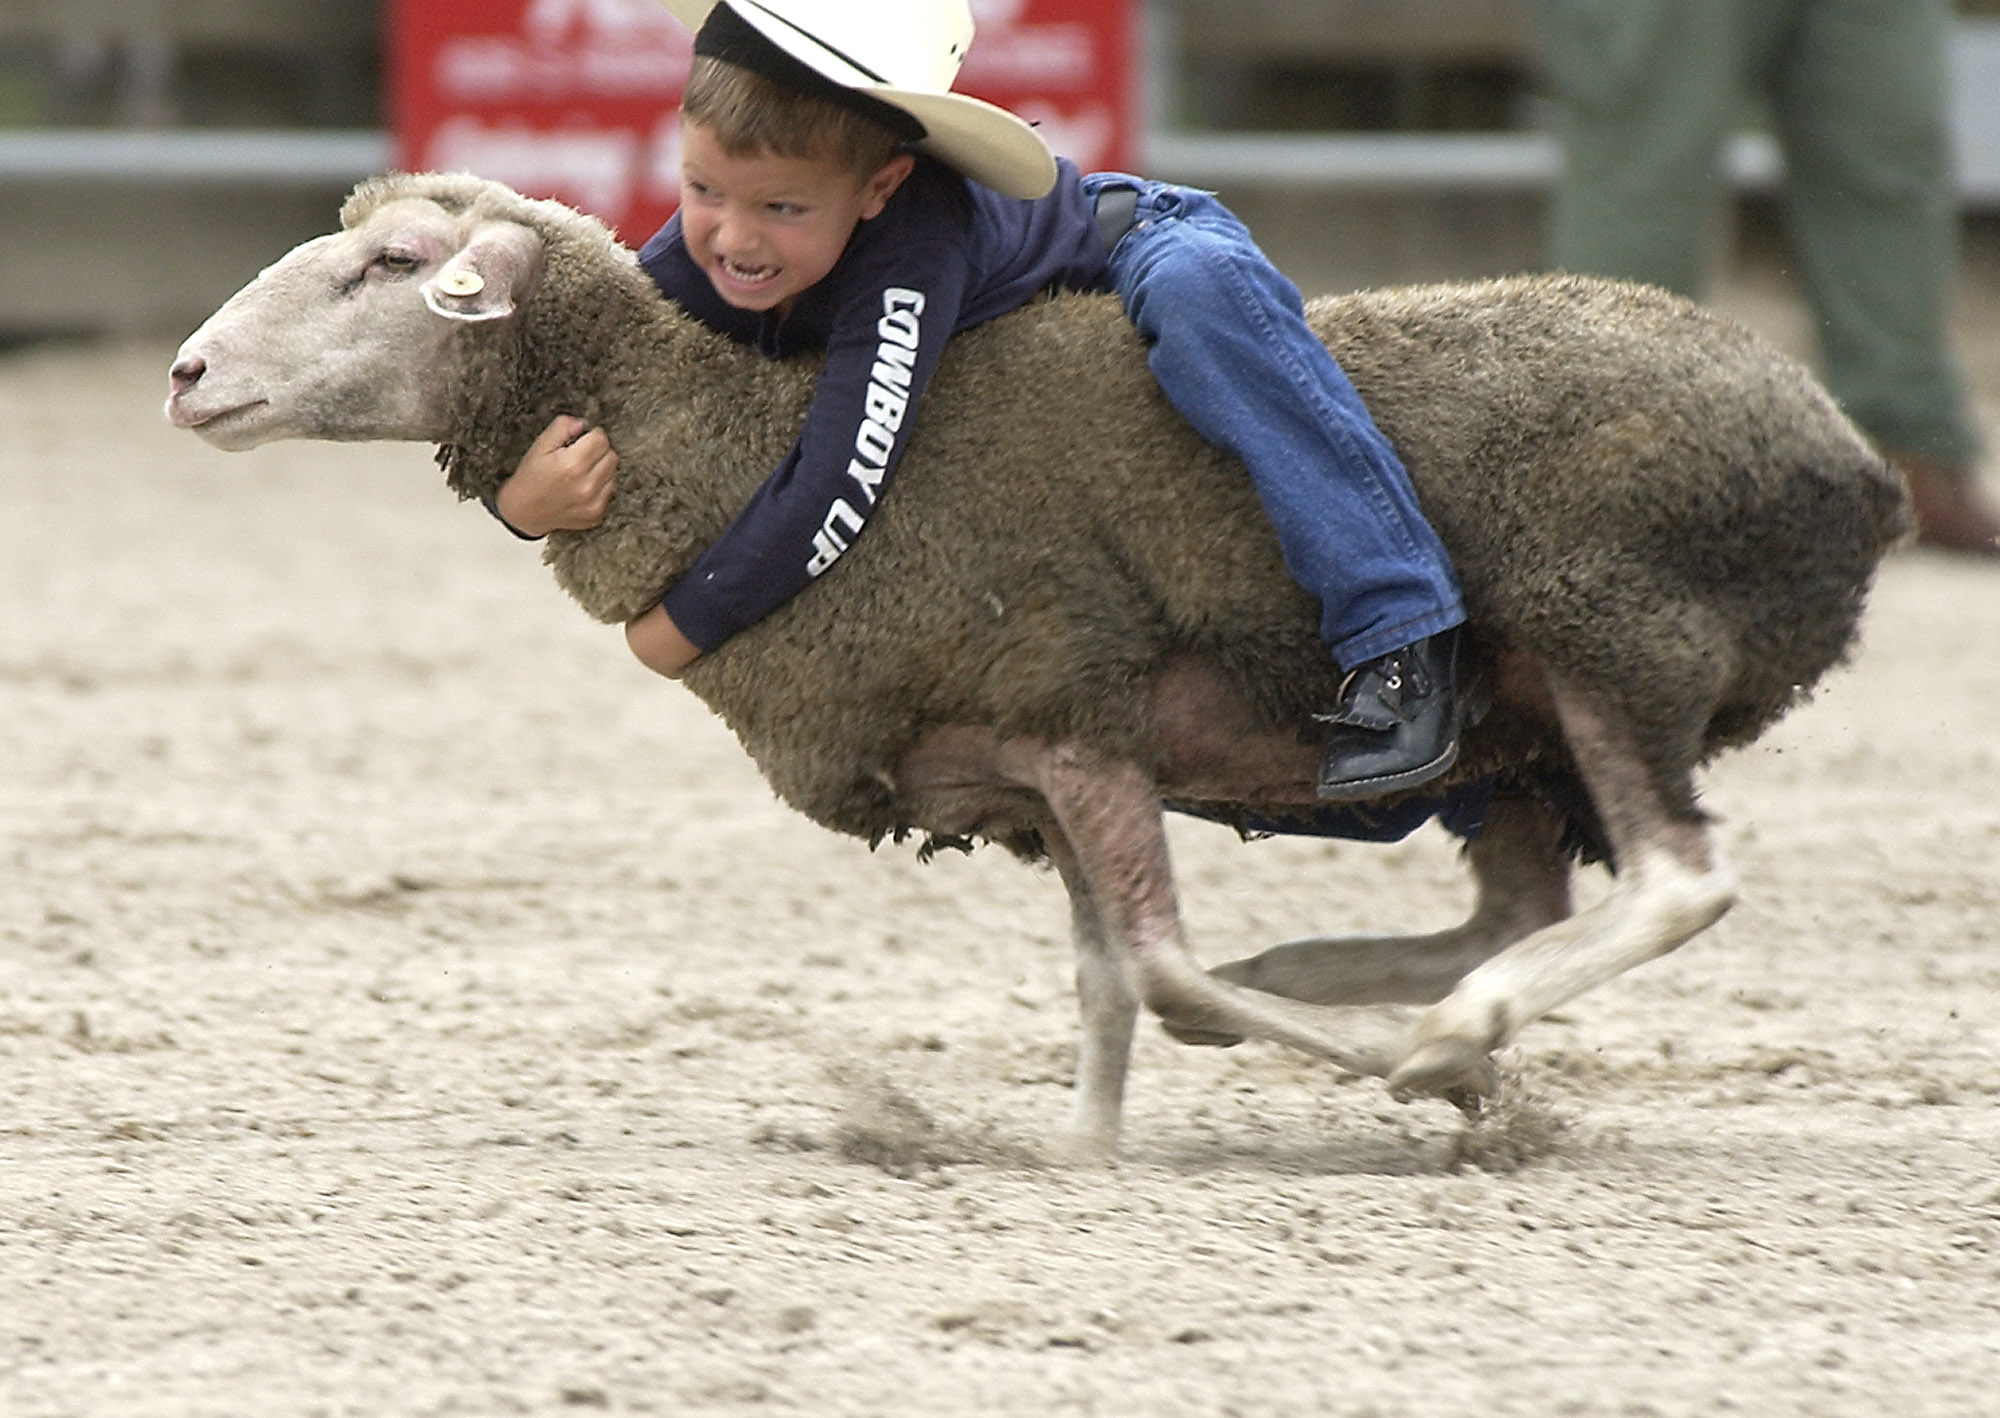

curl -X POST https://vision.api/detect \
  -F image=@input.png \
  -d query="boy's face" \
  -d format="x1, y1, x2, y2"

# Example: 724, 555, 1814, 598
678, 122, 915, 316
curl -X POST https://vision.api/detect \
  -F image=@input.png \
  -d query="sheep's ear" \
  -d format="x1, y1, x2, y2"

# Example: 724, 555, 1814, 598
422, 221, 543, 324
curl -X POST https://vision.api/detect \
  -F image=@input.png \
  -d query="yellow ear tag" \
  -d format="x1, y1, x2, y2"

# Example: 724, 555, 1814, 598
437, 269, 485, 297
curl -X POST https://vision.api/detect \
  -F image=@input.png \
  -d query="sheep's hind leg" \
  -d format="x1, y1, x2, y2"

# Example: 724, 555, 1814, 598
1164, 794, 1574, 1052
1027, 745, 1408, 1131
1389, 682, 1738, 1102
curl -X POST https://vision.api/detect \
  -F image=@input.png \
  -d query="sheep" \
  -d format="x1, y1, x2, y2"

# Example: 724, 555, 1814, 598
165, 172, 1910, 1153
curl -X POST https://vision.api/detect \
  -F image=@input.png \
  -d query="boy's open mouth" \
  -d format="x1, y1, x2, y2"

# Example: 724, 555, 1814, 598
719, 256, 778, 289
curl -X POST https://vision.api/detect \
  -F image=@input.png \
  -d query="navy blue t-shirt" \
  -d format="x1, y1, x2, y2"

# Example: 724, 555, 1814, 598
637, 154, 1108, 652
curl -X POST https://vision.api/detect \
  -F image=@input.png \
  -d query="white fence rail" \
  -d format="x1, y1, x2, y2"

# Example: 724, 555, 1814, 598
1, 22, 1996, 204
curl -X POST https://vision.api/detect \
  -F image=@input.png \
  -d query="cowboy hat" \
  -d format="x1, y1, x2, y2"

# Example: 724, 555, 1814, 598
659, 0, 1058, 199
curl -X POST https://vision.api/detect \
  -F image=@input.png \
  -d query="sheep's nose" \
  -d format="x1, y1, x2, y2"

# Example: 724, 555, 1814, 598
169, 355, 206, 395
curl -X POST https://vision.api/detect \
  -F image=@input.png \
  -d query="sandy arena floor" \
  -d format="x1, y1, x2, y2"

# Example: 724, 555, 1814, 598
3, 245, 1999, 1416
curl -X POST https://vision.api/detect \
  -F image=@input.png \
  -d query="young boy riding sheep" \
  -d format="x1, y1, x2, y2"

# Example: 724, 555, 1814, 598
493, 0, 1474, 804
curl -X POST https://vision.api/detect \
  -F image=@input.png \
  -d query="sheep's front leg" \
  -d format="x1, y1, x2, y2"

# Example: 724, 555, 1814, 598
1040, 827, 1139, 1157
1020, 744, 1407, 1130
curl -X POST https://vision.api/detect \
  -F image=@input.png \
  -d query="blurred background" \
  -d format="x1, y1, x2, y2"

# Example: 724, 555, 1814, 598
0, 0, 1997, 342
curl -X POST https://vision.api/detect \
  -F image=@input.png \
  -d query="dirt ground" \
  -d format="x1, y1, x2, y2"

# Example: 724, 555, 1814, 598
4, 242, 1999, 1417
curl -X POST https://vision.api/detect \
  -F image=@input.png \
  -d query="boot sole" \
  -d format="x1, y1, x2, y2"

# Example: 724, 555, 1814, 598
1314, 738, 1460, 803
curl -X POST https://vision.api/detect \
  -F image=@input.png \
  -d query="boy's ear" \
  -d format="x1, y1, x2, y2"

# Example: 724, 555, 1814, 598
859, 151, 917, 220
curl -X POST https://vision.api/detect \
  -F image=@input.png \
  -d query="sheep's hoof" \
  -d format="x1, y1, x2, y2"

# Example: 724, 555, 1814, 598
1047, 1124, 1121, 1165
1387, 1038, 1498, 1108
1442, 1081, 1490, 1120
1159, 1018, 1245, 1048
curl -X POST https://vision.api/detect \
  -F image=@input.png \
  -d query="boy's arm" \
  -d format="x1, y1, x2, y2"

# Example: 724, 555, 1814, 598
658, 245, 970, 654
491, 415, 703, 678
625, 604, 703, 678
488, 415, 619, 537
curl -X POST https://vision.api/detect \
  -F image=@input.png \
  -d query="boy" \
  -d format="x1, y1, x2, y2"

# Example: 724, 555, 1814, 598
492, 0, 1471, 801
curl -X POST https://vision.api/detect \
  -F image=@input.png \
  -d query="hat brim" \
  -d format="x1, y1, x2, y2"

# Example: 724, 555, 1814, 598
658, 0, 1057, 199
868, 88, 1057, 200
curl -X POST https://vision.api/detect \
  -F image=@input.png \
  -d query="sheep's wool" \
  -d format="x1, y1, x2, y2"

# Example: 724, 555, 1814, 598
349, 174, 1908, 852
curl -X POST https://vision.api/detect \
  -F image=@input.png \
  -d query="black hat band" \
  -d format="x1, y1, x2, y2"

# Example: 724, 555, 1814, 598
693, 3, 928, 145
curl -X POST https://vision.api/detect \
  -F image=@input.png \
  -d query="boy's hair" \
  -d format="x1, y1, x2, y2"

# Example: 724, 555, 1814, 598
681, 56, 907, 179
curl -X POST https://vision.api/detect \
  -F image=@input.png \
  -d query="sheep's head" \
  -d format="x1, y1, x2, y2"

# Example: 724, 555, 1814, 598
164, 177, 549, 449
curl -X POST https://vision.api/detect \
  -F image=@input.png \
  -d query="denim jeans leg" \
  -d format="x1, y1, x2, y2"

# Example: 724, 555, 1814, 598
1097, 180, 1465, 668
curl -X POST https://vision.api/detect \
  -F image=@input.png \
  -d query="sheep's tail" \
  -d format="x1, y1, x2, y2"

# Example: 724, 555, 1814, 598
1868, 454, 1920, 552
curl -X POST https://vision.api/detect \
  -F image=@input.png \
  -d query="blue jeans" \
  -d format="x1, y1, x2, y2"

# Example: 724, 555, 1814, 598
1083, 174, 1465, 669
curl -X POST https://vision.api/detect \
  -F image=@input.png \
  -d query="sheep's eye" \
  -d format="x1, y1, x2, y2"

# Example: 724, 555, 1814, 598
339, 250, 421, 297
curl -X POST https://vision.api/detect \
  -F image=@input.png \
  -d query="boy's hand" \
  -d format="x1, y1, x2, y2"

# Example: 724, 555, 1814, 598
626, 604, 703, 679
494, 415, 618, 536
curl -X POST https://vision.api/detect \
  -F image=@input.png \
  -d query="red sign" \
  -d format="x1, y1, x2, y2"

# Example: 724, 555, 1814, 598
389, 0, 1136, 244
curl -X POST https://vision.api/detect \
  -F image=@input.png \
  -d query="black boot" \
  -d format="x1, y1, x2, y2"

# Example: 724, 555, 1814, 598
1315, 628, 1471, 801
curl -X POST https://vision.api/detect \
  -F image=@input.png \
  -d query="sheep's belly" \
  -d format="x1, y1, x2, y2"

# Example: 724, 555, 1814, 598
889, 659, 1323, 838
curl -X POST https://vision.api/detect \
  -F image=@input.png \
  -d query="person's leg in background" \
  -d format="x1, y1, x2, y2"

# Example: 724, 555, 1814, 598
1770, 0, 1999, 554
1536, 0, 1742, 298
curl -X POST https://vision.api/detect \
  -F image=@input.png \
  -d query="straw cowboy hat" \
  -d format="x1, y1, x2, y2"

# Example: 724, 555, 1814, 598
659, 0, 1058, 199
